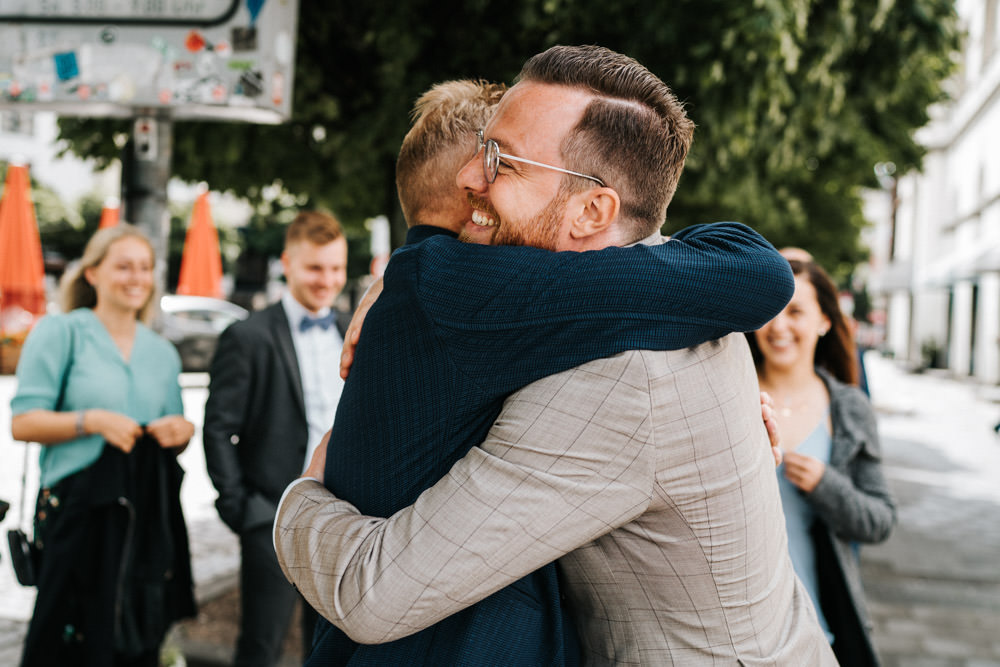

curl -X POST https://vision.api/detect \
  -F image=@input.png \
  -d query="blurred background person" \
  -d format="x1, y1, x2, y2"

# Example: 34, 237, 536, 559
747, 257, 896, 666
202, 210, 350, 667
779, 246, 870, 396
10, 224, 196, 667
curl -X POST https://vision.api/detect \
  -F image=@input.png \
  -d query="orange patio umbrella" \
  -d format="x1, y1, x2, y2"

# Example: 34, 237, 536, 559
176, 190, 223, 298
0, 163, 46, 318
0, 163, 46, 373
98, 196, 120, 229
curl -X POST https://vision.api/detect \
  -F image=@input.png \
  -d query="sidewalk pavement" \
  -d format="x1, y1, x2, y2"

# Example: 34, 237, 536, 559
1, 354, 999, 665
860, 353, 1000, 666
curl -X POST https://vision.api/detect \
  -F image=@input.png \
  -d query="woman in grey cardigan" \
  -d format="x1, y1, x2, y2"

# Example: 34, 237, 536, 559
747, 258, 896, 667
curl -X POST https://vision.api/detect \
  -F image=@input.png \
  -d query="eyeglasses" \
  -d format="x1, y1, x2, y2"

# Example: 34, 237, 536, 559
477, 129, 605, 187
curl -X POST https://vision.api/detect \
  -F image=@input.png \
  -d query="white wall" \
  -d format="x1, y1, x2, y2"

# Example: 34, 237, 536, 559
976, 272, 1000, 382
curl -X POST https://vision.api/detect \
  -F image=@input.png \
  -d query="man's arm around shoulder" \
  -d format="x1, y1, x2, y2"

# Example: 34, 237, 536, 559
274, 356, 656, 643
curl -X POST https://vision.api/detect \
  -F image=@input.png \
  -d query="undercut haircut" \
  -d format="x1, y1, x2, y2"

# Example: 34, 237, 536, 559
518, 45, 695, 241
396, 79, 507, 226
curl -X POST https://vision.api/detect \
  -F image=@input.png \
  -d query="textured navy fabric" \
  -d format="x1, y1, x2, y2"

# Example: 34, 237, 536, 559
312, 222, 793, 666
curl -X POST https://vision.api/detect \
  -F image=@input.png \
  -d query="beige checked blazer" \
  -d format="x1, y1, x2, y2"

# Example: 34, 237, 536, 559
275, 333, 837, 666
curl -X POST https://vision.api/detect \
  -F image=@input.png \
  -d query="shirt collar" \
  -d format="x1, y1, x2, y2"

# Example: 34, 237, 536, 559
626, 231, 667, 247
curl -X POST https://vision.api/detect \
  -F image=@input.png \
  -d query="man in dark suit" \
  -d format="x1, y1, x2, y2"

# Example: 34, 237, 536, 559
204, 210, 350, 667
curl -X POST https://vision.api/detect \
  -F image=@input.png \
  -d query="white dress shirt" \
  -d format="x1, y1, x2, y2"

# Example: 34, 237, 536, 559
281, 291, 345, 472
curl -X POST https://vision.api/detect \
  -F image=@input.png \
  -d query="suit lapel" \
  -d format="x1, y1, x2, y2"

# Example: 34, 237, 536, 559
335, 310, 352, 338
271, 303, 306, 417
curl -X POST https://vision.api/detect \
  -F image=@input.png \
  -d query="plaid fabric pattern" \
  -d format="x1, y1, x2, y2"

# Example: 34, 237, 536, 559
311, 224, 795, 664
278, 335, 836, 665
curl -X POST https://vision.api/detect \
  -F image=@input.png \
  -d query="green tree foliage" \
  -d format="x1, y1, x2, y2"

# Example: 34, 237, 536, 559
56, 0, 959, 277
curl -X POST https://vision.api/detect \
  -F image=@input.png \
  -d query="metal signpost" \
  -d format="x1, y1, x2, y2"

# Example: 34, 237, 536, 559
0, 0, 300, 294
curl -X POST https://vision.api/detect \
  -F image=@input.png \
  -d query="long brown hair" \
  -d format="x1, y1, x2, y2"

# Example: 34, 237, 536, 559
746, 259, 859, 385
59, 224, 158, 324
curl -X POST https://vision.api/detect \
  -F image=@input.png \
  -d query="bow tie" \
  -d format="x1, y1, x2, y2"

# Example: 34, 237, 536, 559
299, 312, 336, 332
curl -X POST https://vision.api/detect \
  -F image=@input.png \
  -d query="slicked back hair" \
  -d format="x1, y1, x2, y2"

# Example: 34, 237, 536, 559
396, 79, 507, 226
518, 45, 695, 241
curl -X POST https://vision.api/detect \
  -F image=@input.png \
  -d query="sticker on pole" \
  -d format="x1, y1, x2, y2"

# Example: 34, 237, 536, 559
0, 0, 299, 124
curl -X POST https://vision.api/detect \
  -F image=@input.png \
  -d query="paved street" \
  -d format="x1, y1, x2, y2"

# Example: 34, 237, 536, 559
861, 354, 1000, 666
0, 353, 999, 665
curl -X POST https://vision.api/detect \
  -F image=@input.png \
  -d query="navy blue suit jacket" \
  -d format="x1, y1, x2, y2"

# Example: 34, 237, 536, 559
311, 223, 794, 666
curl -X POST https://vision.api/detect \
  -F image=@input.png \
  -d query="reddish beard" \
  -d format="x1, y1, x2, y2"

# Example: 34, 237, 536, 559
490, 189, 568, 251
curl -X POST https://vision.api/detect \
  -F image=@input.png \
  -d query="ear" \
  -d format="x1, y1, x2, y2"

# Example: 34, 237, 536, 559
568, 188, 620, 240
818, 314, 832, 337
83, 266, 97, 287
280, 249, 291, 275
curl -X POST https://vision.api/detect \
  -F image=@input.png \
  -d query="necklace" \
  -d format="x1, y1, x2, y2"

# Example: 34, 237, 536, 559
762, 388, 814, 417
776, 402, 807, 418
761, 373, 826, 418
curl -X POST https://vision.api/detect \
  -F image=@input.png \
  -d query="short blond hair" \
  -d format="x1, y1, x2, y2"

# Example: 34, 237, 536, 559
395, 79, 507, 226
285, 210, 344, 248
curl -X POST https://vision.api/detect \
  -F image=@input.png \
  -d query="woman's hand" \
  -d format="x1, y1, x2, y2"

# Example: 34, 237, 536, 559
86, 409, 143, 453
782, 451, 825, 493
146, 415, 196, 451
760, 391, 782, 467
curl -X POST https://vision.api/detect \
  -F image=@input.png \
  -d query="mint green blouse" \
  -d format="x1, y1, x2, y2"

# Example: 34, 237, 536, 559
11, 308, 185, 487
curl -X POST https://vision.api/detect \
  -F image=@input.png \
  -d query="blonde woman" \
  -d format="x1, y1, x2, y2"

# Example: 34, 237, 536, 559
11, 224, 195, 666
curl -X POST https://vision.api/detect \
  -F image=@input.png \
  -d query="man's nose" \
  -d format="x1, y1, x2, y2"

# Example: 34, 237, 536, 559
456, 152, 486, 193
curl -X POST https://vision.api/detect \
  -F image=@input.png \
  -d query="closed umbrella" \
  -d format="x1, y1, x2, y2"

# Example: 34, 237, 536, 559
98, 196, 120, 229
176, 190, 223, 298
0, 162, 46, 373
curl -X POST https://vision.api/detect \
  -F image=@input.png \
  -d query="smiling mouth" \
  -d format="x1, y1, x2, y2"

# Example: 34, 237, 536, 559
471, 210, 495, 227
766, 337, 795, 350
467, 193, 499, 229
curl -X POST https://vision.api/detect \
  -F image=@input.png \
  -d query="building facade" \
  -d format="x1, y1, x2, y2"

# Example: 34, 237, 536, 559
869, 0, 1000, 383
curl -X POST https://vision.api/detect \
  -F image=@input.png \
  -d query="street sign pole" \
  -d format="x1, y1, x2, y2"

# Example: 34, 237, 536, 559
122, 111, 172, 297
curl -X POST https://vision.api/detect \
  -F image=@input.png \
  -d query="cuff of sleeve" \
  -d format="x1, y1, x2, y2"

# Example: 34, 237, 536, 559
272, 476, 323, 554
806, 466, 852, 516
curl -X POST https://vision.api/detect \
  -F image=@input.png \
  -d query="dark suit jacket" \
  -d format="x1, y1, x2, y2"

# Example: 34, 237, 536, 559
312, 223, 796, 665
204, 301, 350, 534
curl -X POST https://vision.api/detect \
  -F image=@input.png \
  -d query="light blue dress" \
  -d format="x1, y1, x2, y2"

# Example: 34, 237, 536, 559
777, 414, 834, 643
11, 308, 184, 487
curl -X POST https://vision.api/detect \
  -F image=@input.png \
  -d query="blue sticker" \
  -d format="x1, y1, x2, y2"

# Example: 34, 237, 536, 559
246, 0, 265, 25
54, 52, 79, 81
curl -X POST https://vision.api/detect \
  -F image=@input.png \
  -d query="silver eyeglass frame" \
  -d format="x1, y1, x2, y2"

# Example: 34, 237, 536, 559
477, 129, 605, 187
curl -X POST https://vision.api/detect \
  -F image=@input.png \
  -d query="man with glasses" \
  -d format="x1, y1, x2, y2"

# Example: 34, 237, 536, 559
278, 48, 833, 665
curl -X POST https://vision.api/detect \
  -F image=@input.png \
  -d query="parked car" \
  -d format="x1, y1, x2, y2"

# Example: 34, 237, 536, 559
157, 295, 249, 373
